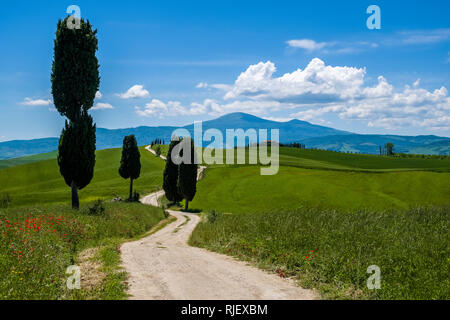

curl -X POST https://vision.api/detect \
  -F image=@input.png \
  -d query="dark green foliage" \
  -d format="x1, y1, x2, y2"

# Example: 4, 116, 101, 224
126, 191, 140, 203
155, 145, 162, 157
52, 17, 100, 209
88, 199, 105, 216
51, 17, 100, 122
57, 113, 96, 209
207, 210, 221, 224
385, 143, 394, 156
0, 193, 11, 208
119, 135, 141, 200
163, 140, 183, 203
177, 138, 198, 211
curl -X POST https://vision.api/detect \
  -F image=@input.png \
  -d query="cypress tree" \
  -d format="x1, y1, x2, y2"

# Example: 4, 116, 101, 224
177, 138, 198, 211
163, 139, 183, 204
119, 135, 141, 201
52, 17, 100, 209
57, 112, 96, 209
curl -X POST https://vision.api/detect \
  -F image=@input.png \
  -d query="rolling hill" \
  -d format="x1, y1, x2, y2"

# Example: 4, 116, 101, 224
1, 112, 450, 159
0, 147, 165, 207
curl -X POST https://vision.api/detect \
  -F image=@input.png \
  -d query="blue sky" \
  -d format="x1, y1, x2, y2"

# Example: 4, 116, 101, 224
0, 0, 450, 141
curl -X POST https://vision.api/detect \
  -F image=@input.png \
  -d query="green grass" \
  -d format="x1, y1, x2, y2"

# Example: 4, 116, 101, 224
190, 206, 450, 299
278, 147, 450, 172
0, 151, 57, 169
0, 201, 165, 300
186, 146, 450, 299
0, 147, 165, 207
189, 165, 450, 213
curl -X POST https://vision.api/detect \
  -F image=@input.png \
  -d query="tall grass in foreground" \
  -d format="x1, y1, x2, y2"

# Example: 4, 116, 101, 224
0, 202, 164, 300
190, 206, 449, 299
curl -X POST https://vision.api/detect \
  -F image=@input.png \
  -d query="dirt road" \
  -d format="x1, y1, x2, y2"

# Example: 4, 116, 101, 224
121, 209, 317, 300
120, 146, 317, 300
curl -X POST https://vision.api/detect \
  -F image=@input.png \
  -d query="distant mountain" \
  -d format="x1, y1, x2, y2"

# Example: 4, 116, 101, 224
0, 138, 59, 160
300, 134, 450, 155
1, 112, 450, 159
0, 113, 350, 159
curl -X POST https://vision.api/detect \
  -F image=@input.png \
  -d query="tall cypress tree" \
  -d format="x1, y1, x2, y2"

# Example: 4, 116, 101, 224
119, 135, 141, 201
58, 113, 96, 209
52, 17, 100, 209
163, 139, 183, 204
177, 138, 198, 211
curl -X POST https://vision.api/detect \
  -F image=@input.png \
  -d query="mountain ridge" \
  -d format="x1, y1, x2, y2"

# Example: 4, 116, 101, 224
1, 112, 450, 159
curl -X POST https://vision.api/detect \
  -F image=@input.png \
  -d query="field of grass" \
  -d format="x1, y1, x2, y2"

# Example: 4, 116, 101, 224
153, 144, 450, 172
191, 206, 449, 299
0, 201, 165, 299
0, 146, 168, 299
0, 147, 165, 207
2, 144, 449, 300
184, 146, 450, 299
189, 165, 450, 212
278, 147, 450, 172
0, 151, 57, 170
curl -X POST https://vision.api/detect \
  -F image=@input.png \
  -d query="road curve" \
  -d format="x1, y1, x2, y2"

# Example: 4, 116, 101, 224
120, 145, 317, 300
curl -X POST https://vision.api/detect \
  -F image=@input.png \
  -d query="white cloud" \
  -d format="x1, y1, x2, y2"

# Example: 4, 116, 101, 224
21, 98, 52, 106
92, 103, 114, 110
287, 39, 330, 51
135, 99, 195, 118
118, 85, 150, 99
95, 91, 103, 99
196, 82, 209, 88
223, 58, 365, 101
195, 58, 450, 131
398, 29, 450, 45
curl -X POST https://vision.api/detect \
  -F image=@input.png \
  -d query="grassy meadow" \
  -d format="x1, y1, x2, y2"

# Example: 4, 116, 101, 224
0, 201, 165, 299
0, 147, 165, 207
189, 165, 450, 212
1, 144, 449, 300
0, 151, 57, 170
181, 146, 450, 299
190, 206, 449, 299
0, 146, 167, 299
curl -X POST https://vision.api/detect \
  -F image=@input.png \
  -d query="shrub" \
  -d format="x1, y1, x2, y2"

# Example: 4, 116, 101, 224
161, 205, 169, 218
207, 210, 221, 224
155, 145, 162, 157
0, 193, 11, 208
88, 200, 105, 216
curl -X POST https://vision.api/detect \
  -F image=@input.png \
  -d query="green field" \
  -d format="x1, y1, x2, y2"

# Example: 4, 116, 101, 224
2, 145, 449, 300
0, 151, 57, 170
0, 147, 165, 207
278, 147, 450, 172
0, 146, 167, 299
183, 146, 450, 299
189, 165, 450, 213
0, 201, 165, 300
191, 206, 449, 299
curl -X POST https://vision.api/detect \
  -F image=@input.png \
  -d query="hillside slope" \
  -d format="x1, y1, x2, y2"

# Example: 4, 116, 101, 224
0, 147, 165, 207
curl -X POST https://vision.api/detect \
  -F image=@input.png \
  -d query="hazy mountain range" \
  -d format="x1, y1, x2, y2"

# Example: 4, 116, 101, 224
1, 112, 450, 160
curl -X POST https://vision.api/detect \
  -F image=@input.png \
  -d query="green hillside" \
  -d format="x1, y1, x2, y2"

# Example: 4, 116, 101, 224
0, 151, 57, 169
183, 146, 450, 300
278, 147, 450, 172
0, 147, 165, 207
190, 165, 450, 213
